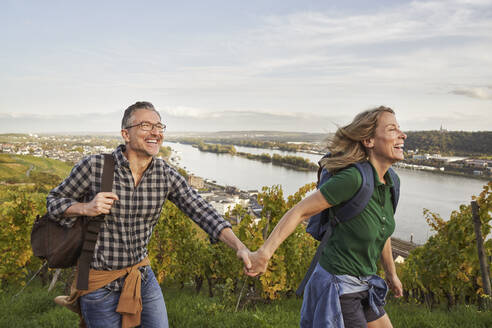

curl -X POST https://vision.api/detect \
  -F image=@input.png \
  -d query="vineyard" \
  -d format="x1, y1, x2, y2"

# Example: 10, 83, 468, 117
0, 174, 491, 314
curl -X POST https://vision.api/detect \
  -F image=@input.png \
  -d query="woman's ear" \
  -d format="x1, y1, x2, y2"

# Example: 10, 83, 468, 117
362, 138, 374, 149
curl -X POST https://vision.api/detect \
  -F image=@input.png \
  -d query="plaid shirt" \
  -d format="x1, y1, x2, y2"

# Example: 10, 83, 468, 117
47, 144, 231, 290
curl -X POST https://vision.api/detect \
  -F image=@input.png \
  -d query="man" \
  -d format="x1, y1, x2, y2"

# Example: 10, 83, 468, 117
48, 101, 251, 328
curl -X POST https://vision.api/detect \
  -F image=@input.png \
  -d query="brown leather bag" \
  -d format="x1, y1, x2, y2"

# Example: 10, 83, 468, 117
31, 213, 86, 268
30, 154, 115, 289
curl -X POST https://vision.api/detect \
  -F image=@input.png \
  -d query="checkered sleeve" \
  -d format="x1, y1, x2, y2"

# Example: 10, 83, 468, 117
46, 155, 93, 227
167, 168, 231, 243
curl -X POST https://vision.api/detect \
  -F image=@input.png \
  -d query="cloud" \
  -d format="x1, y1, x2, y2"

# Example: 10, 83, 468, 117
160, 0, 492, 104
1, 0, 491, 131
163, 109, 349, 133
2, 108, 487, 134
161, 106, 205, 118
450, 86, 492, 100
221, 0, 492, 85
0, 110, 349, 134
258, 0, 492, 48
0, 112, 121, 134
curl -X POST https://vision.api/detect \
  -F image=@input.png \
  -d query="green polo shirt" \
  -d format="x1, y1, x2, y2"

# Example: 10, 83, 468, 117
318, 163, 397, 276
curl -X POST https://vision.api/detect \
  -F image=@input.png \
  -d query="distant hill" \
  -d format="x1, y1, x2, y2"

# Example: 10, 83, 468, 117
404, 130, 492, 155
166, 130, 492, 156
166, 130, 329, 143
0, 154, 72, 184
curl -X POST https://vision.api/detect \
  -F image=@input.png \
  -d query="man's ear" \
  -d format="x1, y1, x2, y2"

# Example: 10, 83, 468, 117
121, 129, 130, 143
362, 138, 374, 149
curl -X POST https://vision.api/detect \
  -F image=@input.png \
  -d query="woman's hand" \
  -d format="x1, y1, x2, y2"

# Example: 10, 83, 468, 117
385, 273, 403, 297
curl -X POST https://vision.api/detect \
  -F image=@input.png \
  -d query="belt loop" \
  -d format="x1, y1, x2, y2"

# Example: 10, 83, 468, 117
141, 265, 148, 282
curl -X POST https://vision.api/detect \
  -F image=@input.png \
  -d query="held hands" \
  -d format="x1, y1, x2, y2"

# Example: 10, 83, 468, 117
83, 192, 119, 216
241, 249, 270, 277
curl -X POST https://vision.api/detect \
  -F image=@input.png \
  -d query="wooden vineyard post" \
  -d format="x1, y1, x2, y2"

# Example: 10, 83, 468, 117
471, 201, 491, 308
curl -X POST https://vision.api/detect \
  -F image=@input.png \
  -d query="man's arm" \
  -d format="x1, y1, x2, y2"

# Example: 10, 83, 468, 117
46, 156, 93, 225
381, 237, 403, 297
47, 155, 118, 223
166, 166, 252, 269
166, 167, 233, 243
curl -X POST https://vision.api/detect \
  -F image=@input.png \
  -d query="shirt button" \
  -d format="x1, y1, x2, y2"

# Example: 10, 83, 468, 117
382, 216, 386, 221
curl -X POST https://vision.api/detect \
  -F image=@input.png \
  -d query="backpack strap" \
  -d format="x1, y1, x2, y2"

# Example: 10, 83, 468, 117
330, 162, 374, 225
76, 154, 115, 290
387, 167, 399, 213
316, 154, 329, 184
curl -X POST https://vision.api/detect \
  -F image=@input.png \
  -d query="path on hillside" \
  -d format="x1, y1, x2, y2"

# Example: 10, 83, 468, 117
26, 164, 34, 177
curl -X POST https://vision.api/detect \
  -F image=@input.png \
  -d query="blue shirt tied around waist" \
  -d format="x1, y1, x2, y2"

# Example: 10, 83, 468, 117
300, 263, 388, 328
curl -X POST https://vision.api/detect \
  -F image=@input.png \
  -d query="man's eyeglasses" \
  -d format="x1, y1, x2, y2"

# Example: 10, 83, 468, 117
125, 121, 166, 132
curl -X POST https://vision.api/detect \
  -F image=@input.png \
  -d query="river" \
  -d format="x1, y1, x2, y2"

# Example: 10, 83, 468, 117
164, 142, 487, 244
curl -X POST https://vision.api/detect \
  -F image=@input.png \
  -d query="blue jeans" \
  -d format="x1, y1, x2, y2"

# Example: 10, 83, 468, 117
80, 266, 168, 328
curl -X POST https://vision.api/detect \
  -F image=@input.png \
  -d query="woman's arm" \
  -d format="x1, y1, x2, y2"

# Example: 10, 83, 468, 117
246, 190, 332, 275
380, 237, 403, 297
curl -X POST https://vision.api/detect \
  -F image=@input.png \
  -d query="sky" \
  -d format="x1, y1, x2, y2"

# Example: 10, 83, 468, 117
1, 0, 491, 134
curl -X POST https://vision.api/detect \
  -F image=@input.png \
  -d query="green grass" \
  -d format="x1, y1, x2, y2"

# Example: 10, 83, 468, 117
165, 287, 301, 328
385, 302, 492, 328
0, 284, 79, 327
2, 283, 492, 327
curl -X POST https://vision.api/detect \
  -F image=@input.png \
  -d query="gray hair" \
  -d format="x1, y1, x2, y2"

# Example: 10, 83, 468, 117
121, 101, 161, 129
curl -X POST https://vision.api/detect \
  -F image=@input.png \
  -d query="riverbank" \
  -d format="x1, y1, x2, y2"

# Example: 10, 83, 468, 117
168, 141, 318, 172
236, 151, 317, 171
394, 162, 491, 181
171, 140, 490, 180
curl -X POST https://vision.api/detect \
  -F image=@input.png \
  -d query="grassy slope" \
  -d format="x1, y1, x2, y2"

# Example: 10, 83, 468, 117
0, 154, 72, 183
2, 283, 491, 328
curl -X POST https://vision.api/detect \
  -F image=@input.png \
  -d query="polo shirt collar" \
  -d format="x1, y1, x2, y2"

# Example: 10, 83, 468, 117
368, 161, 394, 188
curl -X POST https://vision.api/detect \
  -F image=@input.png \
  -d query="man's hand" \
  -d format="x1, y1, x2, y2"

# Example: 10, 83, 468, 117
83, 192, 119, 216
386, 273, 403, 298
236, 248, 252, 273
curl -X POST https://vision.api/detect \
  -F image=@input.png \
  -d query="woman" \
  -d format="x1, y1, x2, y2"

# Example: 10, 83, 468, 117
246, 106, 406, 328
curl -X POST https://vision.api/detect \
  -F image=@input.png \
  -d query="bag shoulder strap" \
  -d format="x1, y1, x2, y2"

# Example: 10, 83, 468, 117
76, 153, 115, 290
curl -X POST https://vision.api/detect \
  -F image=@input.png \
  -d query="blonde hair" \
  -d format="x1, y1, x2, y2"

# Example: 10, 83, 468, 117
320, 106, 395, 172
